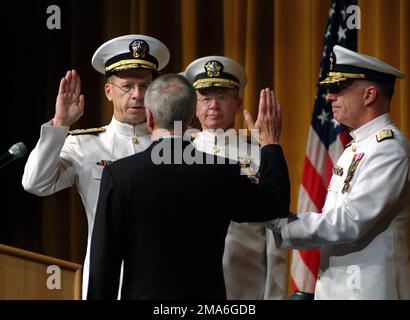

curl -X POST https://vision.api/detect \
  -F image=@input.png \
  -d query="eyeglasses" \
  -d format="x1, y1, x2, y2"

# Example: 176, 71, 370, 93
197, 95, 237, 106
109, 82, 149, 94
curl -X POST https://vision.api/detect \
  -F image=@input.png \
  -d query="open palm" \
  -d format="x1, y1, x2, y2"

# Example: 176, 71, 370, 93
244, 88, 281, 146
53, 69, 85, 127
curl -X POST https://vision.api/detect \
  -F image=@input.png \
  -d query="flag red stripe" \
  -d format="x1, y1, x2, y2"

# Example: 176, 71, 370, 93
290, 277, 300, 292
299, 249, 321, 278
301, 156, 327, 212
326, 156, 334, 186
339, 129, 351, 147
291, 0, 356, 296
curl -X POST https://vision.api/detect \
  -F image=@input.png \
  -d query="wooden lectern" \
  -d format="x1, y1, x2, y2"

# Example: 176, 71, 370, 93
0, 244, 82, 300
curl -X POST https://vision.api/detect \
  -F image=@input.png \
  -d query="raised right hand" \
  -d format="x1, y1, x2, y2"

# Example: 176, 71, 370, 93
52, 69, 85, 127
243, 88, 282, 147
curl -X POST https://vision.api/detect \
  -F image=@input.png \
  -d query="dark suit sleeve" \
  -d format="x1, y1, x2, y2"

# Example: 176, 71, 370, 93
87, 166, 123, 300
230, 144, 290, 222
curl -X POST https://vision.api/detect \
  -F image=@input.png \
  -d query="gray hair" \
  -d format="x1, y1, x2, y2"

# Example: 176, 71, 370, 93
144, 74, 196, 130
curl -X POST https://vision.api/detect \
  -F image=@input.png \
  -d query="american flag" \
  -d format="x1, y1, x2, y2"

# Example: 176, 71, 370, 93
290, 0, 357, 295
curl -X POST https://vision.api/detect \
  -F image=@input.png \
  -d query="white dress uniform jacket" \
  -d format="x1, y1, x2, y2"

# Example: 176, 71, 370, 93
270, 114, 410, 299
192, 130, 288, 299
22, 117, 151, 298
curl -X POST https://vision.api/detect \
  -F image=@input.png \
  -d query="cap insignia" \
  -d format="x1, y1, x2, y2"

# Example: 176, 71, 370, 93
129, 39, 148, 59
205, 60, 223, 78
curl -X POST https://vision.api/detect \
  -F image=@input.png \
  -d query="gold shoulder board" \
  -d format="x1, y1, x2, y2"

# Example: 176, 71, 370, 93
376, 129, 394, 142
190, 133, 198, 142
68, 127, 106, 135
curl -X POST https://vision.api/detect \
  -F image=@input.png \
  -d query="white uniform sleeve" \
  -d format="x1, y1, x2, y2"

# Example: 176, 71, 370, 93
22, 121, 80, 196
270, 141, 409, 249
263, 229, 289, 299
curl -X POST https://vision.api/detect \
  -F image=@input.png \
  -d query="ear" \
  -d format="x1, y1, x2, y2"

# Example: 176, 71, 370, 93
236, 97, 244, 114
145, 108, 155, 133
105, 83, 113, 102
364, 85, 378, 106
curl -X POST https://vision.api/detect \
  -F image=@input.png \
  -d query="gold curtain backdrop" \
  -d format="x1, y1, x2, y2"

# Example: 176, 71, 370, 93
39, 0, 409, 271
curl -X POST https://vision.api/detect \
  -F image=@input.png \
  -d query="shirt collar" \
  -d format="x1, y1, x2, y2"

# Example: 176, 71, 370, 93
106, 117, 149, 137
350, 113, 392, 142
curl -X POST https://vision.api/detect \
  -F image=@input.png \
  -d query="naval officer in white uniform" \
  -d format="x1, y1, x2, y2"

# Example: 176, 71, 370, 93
268, 45, 410, 299
22, 34, 170, 298
184, 56, 289, 299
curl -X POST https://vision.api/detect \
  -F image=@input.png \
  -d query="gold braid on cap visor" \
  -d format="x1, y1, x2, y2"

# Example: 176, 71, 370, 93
193, 78, 239, 89
105, 59, 157, 73
320, 72, 366, 84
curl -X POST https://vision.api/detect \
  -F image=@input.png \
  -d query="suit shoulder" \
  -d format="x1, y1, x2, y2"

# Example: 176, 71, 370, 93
111, 147, 153, 171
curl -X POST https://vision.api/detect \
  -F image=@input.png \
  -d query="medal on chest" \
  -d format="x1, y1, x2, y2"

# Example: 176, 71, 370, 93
96, 160, 114, 166
342, 152, 364, 194
332, 165, 344, 176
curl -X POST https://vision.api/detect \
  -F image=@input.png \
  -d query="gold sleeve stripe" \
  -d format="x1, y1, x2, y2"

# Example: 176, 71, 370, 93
68, 127, 106, 135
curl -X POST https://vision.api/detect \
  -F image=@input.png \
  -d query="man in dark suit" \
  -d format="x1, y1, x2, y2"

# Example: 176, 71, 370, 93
87, 73, 290, 300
